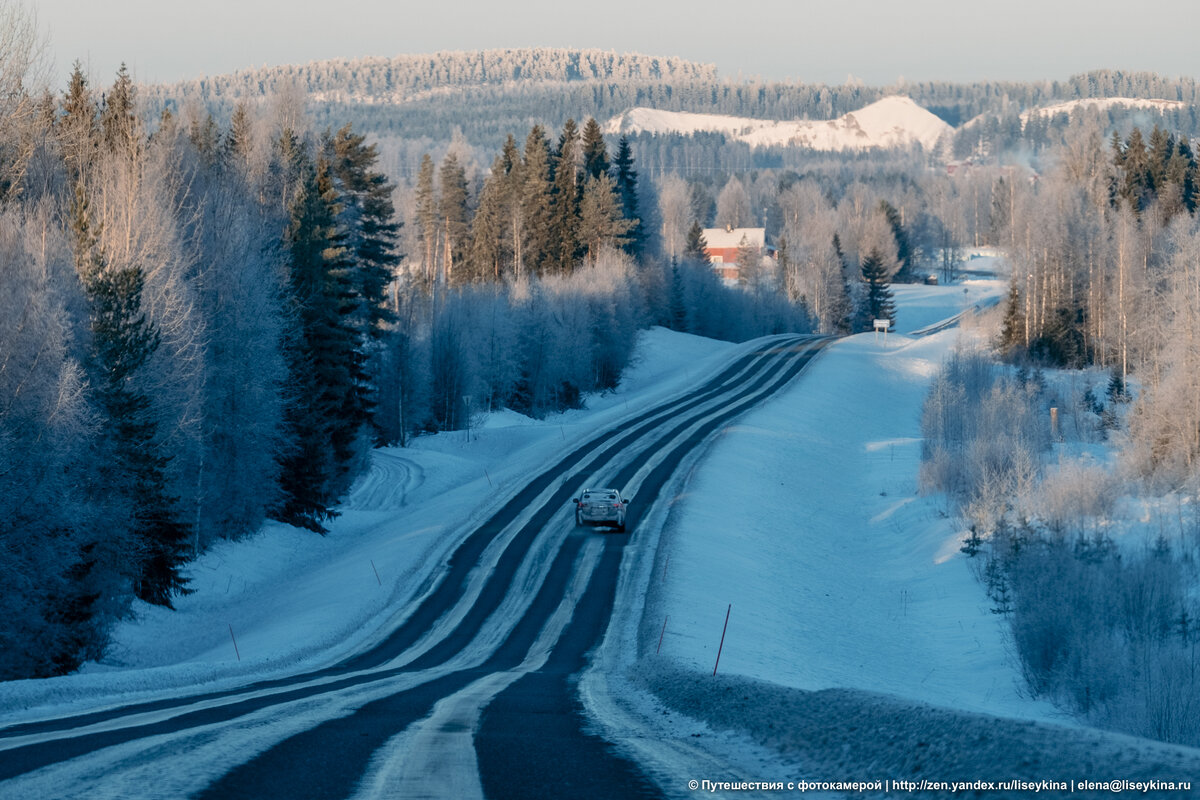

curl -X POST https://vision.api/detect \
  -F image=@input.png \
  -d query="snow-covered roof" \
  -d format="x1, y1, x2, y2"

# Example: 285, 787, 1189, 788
702, 227, 765, 250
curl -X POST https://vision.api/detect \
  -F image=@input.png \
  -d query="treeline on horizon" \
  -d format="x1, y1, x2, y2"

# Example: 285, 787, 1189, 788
141, 48, 1200, 152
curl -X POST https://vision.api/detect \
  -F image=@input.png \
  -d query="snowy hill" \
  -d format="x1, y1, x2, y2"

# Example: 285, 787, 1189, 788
604, 96, 953, 151
1019, 96, 1186, 123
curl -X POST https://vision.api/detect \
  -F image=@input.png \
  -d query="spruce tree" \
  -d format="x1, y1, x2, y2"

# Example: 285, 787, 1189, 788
1165, 137, 1197, 215
580, 117, 609, 181
735, 235, 760, 287
520, 125, 554, 275
777, 236, 795, 301
499, 134, 525, 276
1147, 126, 1173, 193
324, 124, 402, 449
100, 64, 138, 156
277, 154, 359, 532
879, 200, 911, 280
326, 123, 401, 343
579, 173, 633, 263
470, 156, 508, 281
860, 248, 895, 330
684, 220, 710, 264
548, 119, 582, 274
668, 259, 688, 332
439, 152, 471, 285
189, 113, 220, 166
58, 61, 98, 181
224, 101, 255, 163
998, 277, 1025, 353
72, 188, 190, 606
1118, 127, 1151, 212
612, 135, 644, 259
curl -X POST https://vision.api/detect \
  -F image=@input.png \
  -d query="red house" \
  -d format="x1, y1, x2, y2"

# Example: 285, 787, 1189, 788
702, 226, 772, 282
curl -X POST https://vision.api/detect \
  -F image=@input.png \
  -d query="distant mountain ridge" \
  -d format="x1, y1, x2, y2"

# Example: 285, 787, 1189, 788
138, 52, 1200, 154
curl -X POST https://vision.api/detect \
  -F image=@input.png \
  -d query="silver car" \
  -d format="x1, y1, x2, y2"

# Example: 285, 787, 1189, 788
573, 488, 628, 532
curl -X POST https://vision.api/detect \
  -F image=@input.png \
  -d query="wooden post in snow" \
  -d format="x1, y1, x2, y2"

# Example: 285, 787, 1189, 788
713, 604, 731, 676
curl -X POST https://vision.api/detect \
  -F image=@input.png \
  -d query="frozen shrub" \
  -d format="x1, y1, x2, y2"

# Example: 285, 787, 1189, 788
1032, 457, 1118, 534
920, 349, 1048, 516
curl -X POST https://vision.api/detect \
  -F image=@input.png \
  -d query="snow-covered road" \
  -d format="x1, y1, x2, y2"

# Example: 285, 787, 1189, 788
0, 334, 828, 798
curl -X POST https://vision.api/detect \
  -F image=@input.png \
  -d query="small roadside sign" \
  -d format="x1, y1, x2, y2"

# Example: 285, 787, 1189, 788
874, 319, 891, 343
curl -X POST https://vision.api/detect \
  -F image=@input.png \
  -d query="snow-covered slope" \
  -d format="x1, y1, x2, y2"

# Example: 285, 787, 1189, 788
1021, 96, 1186, 123
605, 96, 953, 151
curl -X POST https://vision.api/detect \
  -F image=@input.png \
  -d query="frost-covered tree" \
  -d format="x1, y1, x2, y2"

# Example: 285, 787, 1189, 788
715, 176, 752, 229
656, 174, 690, 262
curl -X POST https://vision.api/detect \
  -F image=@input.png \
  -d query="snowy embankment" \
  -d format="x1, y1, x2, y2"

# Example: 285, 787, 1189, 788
639, 326, 1043, 719
0, 327, 743, 722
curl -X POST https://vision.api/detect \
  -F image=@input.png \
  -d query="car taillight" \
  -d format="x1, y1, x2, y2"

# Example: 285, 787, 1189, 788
613, 503, 622, 508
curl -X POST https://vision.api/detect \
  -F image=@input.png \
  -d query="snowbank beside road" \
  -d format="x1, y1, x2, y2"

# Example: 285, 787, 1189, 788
640, 324, 1056, 722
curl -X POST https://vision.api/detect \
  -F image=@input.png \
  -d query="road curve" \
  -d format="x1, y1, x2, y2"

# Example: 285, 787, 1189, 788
0, 335, 828, 799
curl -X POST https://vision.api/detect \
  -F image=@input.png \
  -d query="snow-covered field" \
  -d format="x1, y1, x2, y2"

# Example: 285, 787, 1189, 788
605, 96, 952, 151
633, 279, 1050, 721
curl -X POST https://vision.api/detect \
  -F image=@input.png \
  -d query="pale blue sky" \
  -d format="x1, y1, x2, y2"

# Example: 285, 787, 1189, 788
32, 0, 1200, 87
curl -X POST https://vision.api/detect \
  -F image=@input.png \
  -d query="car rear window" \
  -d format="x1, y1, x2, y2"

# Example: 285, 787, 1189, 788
583, 492, 618, 502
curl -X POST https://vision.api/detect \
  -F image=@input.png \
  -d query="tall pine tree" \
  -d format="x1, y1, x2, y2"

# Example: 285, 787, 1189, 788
438, 152, 471, 286
277, 151, 360, 532
520, 126, 554, 276
548, 119, 581, 274
612, 136, 643, 259
579, 173, 633, 263
860, 247, 896, 330
580, 117, 609, 181
684, 220, 710, 264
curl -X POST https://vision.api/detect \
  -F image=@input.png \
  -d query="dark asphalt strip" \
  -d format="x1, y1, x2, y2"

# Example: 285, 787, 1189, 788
193, 534, 593, 800
195, 341, 824, 800
474, 341, 826, 800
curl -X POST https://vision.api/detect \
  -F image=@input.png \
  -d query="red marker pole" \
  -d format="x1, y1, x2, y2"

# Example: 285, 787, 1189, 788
657, 615, 669, 654
713, 604, 731, 676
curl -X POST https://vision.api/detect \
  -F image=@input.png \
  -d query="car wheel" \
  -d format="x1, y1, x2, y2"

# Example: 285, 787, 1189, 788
617, 521, 626, 533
